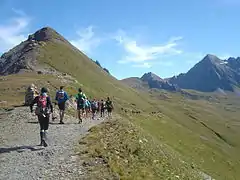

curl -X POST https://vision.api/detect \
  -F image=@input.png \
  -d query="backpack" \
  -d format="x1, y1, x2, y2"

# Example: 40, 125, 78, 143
77, 93, 85, 106
85, 99, 90, 107
25, 88, 35, 105
100, 101, 105, 109
106, 100, 113, 109
57, 90, 65, 101
91, 101, 98, 110
35, 95, 49, 116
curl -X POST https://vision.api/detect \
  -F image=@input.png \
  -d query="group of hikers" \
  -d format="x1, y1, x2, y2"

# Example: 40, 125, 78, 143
25, 84, 114, 147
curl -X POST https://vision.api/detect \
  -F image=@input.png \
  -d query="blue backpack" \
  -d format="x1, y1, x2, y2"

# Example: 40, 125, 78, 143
57, 90, 65, 101
91, 101, 98, 110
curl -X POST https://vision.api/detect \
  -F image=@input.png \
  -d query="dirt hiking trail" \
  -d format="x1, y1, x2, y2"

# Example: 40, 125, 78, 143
0, 106, 106, 180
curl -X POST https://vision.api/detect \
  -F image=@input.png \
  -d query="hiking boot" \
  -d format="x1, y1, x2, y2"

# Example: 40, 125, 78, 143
59, 121, 64, 124
42, 139, 48, 147
39, 140, 44, 146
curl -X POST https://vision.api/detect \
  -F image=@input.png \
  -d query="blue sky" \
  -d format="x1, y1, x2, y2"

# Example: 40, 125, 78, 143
0, 0, 240, 79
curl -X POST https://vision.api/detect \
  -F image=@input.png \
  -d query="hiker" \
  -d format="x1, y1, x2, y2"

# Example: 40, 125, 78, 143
100, 99, 105, 117
75, 88, 87, 124
25, 84, 38, 106
30, 87, 53, 147
91, 99, 98, 120
84, 98, 91, 118
55, 86, 69, 124
97, 100, 101, 113
106, 97, 113, 117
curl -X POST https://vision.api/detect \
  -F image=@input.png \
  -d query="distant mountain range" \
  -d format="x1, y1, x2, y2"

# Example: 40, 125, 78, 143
122, 54, 240, 92
0, 27, 240, 93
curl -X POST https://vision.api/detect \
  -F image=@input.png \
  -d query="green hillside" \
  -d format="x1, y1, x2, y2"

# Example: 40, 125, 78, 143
1, 27, 240, 179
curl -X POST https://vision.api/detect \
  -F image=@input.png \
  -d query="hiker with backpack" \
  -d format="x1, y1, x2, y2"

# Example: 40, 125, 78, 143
25, 84, 39, 106
97, 100, 101, 113
106, 97, 113, 117
100, 99, 105, 117
30, 87, 53, 147
91, 99, 98, 120
84, 98, 91, 118
75, 88, 87, 124
55, 86, 69, 124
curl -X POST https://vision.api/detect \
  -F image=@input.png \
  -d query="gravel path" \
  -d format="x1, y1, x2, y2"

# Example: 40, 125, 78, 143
0, 107, 105, 180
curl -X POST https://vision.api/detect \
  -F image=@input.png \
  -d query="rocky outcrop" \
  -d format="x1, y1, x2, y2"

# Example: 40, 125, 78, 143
141, 72, 179, 91
0, 40, 38, 75
122, 72, 179, 92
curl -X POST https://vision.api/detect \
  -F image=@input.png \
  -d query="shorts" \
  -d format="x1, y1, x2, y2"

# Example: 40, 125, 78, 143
77, 104, 85, 110
58, 102, 66, 111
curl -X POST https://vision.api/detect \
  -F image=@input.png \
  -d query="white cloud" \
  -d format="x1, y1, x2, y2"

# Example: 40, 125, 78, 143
114, 30, 183, 66
12, 8, 26, 16
0, 10, 30, 53
132, 62, 152, 68
70, 26, 101, 54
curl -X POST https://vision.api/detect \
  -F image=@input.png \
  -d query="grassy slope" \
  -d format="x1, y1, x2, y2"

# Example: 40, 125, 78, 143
78, 117, 201, 180
79, 90, 240, 180
1, 31, 240, 179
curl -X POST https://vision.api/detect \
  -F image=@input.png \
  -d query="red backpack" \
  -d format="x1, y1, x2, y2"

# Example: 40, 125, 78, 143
38, 95, 47, 108
35, 95, 48, 116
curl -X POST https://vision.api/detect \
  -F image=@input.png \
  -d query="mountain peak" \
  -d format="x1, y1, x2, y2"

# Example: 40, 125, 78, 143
205, 54, 217, 58
27, 26, 65, 42
203, 54, 221, 62
124, 72, 179, 91
0, 26, 71, 75
228, 57, 240, 61
198, 54, 223, 67
141, 72, 163, 82
168, 53, 240, 92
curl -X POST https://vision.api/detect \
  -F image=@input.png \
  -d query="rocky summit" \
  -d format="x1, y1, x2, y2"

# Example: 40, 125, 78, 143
141, 72, 179, 91
122, 72, 179, 92
168, 54, 240, 92
0, 27, 63, 75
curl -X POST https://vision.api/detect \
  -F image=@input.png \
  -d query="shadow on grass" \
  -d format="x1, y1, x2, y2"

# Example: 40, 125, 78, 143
0, 145, 44, 154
